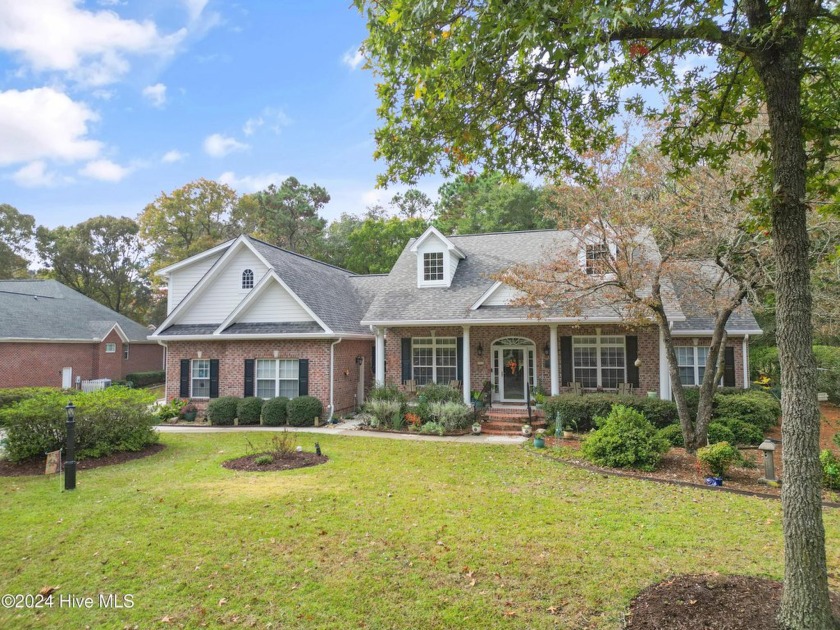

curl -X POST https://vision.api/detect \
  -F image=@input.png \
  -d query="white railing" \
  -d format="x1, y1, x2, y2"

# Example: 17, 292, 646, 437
80, 379, 111, 393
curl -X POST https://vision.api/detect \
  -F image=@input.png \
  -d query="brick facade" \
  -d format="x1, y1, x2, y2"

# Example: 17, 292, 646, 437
0, 337, 163, 389
163, 338, 374, 416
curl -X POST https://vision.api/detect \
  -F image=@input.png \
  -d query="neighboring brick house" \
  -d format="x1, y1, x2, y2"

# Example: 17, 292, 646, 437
151, 228, 761, 416
0, 280, 163, 389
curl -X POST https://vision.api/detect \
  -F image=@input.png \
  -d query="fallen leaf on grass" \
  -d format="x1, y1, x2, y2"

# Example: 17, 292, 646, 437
218, 598, 227, 606
38, 586, 59, 596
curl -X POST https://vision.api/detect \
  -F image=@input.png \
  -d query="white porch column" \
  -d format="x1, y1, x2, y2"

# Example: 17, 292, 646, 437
658, 327, 671, 400
742, 335, 750, 389
462, 325, 471, 405
549, 324, 560, 396
375, 327, 386, 387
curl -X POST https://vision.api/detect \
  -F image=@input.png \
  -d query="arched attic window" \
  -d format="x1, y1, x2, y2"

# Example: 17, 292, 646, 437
241, 269, 254, 289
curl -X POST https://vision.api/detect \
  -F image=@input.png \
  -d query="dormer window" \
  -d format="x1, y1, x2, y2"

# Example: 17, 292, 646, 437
242, 269, 254, 289
585, 243, 610, 275
423, 252, 444, 282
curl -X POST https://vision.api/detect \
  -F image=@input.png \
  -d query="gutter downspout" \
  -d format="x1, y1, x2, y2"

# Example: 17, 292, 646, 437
742, 334, 750, 389
328, 338, 343, 423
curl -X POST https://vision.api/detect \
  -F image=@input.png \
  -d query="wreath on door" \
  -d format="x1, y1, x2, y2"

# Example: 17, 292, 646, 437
506, 358, 519, 374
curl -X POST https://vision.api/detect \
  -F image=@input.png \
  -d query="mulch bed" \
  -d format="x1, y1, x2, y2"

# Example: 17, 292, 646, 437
625, 574, 840, 629
222, 451, 328, 472
0, 443, 165, 477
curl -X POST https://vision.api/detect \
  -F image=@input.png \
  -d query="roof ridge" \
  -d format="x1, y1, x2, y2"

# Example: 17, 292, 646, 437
446, 228, 562, 238
247, 236, 353, 275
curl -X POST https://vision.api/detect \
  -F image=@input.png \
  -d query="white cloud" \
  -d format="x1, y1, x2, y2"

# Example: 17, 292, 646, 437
242, 116, 263, 136
203, 133, 248, 158
242, 107, 291, 136
79, 158, 131, 182
142, 82, 167, 107
161, 149, 186, 163
218, 171, 285, 193
183, 0, 208, 21
341, 47, 364, 71
0, 87, 102, 166
11, 161, 59, 188
0, 0, 187, 86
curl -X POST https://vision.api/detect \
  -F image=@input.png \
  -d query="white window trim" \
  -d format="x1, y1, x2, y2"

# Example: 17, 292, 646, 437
105, 342, 117, 353
417, 250, 450, 287
191, 359, 211, 399
123, 344, 130, 360
422, 252, 445, 282
572, 334, 626, 389
676, 346, 711, 387
255, 358, 300, 400
242, 268, 254, 289
411, 337, 458, 385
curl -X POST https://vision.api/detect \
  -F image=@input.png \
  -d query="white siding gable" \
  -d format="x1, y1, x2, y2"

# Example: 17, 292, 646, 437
178, 248, 268, 324
168, 253, 222, 314
237, 281, 314, 323
416, 235, 457, 288
483, 283, 525, 306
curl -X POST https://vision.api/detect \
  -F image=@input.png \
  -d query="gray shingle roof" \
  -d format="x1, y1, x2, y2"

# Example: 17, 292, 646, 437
157, 324, 220, 336
221, 322, 325, 335
360, 229, 686, 324
0, 280, 155, 342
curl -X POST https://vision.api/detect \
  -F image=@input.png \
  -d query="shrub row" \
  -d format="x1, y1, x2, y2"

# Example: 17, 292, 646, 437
205, 395, 323, 426
124, 371, 166, 388
364, 385, 472, 432
0, 387, 64, 411
0, 387, 158, 462
544, 394, 680, 432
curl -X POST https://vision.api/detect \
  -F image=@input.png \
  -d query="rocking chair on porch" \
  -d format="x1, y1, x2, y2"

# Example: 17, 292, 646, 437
617, 382, 634, 396
567, 382, 583, 395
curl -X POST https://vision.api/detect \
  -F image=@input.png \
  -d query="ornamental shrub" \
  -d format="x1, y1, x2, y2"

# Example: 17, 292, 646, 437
713, 390, 780, 431
420, 421, 445, 436
820, 450, 840, 490
261, 397, 289, 426
365, 399, 402, 429
207, 396, 240, 426
814, 346, 840, 404
368, 385, 406, 403
287, 396, 323, 426
581, 405, 670, 471
237, 397, 265, 425
124, 371, 166, 388
658, 424, 685, 447
544, 394, 679, 431
0, 387, 158, 462
427, 401, 472, 432
716, 417, 765, 446
0, 387, 62, 412
707, 422, 736, 445
417, 383, 461, 404
697, 442, 740, 478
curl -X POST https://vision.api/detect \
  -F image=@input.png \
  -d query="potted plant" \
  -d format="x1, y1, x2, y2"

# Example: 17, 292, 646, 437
471, 422, 482, 435
521, 423, 532, 437
533, 428, 546, 448
471, 389, 484, 409
561, 418, 578, 439
180, 403, 198, 422
533, 390, 547, 410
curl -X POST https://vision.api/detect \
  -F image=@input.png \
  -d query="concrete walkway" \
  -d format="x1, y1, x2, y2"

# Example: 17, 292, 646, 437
156, 420, 527, 445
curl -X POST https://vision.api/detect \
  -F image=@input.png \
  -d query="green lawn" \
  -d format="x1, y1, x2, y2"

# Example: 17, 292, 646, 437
1, 433, 839, 629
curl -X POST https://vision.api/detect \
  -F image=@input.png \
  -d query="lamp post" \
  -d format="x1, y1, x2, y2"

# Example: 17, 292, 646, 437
64, 401, 76, 491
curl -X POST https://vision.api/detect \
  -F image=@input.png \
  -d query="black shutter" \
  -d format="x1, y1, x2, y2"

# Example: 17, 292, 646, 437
456, 336, 464, 383
179, 359, 190, 398
560, 336, 572, 386
401, 338, 412, 383
298, 359, 309, 396
626, 336, 639, 388
723, 347, 736, 387
244, 359, 255, 397
209, 359, 219, 398
371, 344, 376, 375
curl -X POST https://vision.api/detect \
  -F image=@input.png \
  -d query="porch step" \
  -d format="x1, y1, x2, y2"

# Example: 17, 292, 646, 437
481, 419, 547, 436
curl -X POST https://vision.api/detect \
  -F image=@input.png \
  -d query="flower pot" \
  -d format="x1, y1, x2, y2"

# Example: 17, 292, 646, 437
472, 401, 484, 410
533, 437, 545, 448
521, 425, 532, 437
471, 423, 482, 435
704, 476, 724, 487
182, 410, 197, 422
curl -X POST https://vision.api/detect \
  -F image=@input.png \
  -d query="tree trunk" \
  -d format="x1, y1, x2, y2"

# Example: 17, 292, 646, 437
759, 52, 836, 629
657, 316, 700, 451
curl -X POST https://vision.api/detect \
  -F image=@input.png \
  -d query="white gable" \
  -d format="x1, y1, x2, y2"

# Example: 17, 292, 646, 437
237, 281, 314, 323
177, 247, 268, 324
412, 227, 465, 288
168, 252, 223, 314
482, 283, 525, 306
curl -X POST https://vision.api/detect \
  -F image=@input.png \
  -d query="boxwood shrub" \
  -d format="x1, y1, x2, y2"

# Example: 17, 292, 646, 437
713, 390, 780, 431
658, 423, 684, 447
237, 397, 264, 425
716, 416, 766, 446
207, 396, 240, 426
124, 371, 166, 388
544, 394, 679, 431
0, 387, 62, 411
261, 397, 289, 426
707, 422, 735, 445
581, 405, 670, 471
287, 396, 323, 426
0, 387, 158, 462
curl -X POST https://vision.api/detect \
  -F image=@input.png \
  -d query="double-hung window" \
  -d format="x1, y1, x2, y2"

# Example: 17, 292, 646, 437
411, 337, 457, 386
191, 359, 211, 398
677, 346, 710, 386
585, 243, 610, 275
572, 335, 626, 388
423, 252, 444, 281
256, 359, 299, 399
105, 342, 117, 353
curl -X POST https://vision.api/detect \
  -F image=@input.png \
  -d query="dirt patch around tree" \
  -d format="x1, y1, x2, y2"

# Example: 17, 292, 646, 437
625, 574, 840, 629
0, 443, 165, 477
222, 451, 328, 472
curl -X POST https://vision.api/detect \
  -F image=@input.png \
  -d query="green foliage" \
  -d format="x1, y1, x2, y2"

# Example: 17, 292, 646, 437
544, 394, 679, 432
254, 454, 273, 466
657, 424, 685, 448
716, 417, 766, 446
345, 215, 428, 274
207, 396, 240, 426
154, 398, 186, 423
0, 386, 158, 462
125, 371, 166, 388
713, 390, 780, 432
419, 421, 445, 436
0, 203, 35, 279
287, 396, 323, 427
261, 397, 289, 426
365, 399, 403, 429
707, 422, 736, 446
426, 401, 472, 432
697, 442, 741, 478
819, 450, 840, 491
248, 177, 329, 255
368, 385, 406, 403
0, 387, 61, 411
813, 346, 840, 404
581, 405, 670, 472
237, 397, 265, 426
418, 383, 461, 404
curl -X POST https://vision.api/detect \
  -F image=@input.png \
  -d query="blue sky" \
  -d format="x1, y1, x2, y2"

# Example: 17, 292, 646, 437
0, 0, 441, 228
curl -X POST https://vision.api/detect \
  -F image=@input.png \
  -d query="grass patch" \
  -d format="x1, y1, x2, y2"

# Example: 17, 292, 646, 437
1, 433, 839, 628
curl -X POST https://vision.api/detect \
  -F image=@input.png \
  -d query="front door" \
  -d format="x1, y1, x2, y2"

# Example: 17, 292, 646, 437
499, 348, 527, 401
